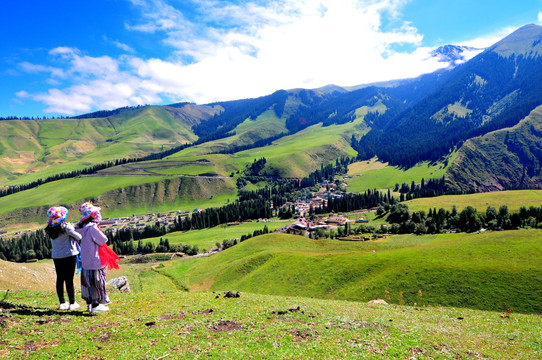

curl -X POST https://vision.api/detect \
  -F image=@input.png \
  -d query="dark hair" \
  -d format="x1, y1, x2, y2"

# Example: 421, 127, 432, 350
78, 217, 94, 229
45, 224, 64, 239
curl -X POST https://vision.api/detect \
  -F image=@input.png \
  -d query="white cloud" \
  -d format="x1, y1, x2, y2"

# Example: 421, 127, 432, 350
20, 0, 479, 114
18, 62, 66, 78
103, 36, 135, 53
126, 0, 443, 103
18, 47, 161, 114
539, 11, 542, 23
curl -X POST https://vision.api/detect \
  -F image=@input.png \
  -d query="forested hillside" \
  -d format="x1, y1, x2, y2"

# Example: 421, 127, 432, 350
352, 24, 542, 167
447, 105, 542, 192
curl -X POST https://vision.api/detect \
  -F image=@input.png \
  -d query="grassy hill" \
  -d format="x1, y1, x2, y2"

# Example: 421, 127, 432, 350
406, 189, 542, 212
346, 157, 452, 192
0, 105, 220, 186
143, 220, 288, 250
1, 274, 541, 359
447, 105, 542, 192
0, 175, 237, 225
0, 259, 56, 291
154, 230, 542, 314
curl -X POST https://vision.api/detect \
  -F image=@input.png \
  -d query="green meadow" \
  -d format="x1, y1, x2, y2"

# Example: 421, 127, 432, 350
3, 289, 541, 359
153, 230, 542, 314
3, 228, 541, 359
346, 158, 450, 192
406, 189, 542, 212
143, 220, 288, 250
0, 175, 238, 223
0, 106, 199, 186
0, 176, 167, 215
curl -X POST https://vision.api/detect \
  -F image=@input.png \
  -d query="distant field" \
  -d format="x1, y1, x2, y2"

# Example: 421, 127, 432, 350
406, 189, 542, 212
0, 175, 238, 224
157, 230, 542, 313
0, 106, 199, 186
346, 158, 449, 192
143, 220, 288, 250
0, 176, 168, 216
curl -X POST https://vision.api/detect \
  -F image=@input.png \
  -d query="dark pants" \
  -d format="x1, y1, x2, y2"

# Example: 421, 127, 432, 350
53, 256, 76, 304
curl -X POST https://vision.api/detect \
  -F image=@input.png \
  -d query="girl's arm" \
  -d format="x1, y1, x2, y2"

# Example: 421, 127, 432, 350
90, 223, 108, 245
64, 223, 82, 241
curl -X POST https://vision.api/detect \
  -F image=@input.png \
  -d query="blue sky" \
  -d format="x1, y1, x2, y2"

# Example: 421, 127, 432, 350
1, 0, 541, 117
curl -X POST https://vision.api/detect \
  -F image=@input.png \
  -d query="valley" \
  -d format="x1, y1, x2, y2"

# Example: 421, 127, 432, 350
1, 22, 542, 359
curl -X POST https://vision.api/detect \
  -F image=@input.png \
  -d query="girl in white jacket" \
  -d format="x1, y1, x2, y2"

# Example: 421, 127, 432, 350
45, 206, 81, 311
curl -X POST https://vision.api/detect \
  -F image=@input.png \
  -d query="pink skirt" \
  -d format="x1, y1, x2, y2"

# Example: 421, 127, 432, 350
80, 268, 109, 305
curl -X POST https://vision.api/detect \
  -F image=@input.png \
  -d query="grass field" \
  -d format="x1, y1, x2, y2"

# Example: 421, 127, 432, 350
1, 286, 541, 359
0, 107, 201, 187
0, 176, 168, 216
0, 175, 238, 225
155, 230, 542, 314
346, 158, 450, 192
405, 189, 542, 212
143, 220, 288, 250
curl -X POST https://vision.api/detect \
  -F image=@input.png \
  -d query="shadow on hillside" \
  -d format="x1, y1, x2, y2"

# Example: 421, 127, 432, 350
0, 301, 93, 318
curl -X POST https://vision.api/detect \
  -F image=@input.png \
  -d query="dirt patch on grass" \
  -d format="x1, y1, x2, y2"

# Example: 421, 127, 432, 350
3, 151, 36, 165
193, 308, 213, 315
189, 277, 214, 291
290, 329, 317, 342
0, 315, 10, 328
94, 331, 113, 343
21, 339, 57, 353
72, 140, 96, 154
208, 320, 244, 332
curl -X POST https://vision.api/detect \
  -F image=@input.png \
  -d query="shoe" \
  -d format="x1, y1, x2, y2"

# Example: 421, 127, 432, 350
58, 302, 69, 310
91, 304, 109, 313
69, 302, 80, 311
100, 297, 112, 305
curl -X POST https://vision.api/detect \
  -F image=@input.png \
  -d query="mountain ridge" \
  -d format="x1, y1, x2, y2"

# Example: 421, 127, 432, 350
1, 24, 542, 211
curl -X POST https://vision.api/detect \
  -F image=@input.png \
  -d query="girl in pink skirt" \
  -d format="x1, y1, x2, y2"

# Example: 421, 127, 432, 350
76, 202, 111, 313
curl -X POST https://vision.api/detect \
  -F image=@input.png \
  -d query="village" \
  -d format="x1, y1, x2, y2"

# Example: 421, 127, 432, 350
3, 177, 378, 242
95, 177, 378, 241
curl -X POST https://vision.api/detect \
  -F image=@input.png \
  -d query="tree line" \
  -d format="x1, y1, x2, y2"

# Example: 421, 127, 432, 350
382, 203, 542, 235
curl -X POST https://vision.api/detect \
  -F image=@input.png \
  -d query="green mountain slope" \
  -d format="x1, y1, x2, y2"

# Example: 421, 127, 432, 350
0, 175, 237, 224
447, 105, 542, 192
0, 105, 220, 186
354, 24, 542, 168
158, 231, 542, 313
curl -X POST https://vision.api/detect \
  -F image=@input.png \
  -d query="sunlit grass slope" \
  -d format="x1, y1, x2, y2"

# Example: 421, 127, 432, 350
3, 289, 541, 359
346, 157, 451, 192
143, 220, 288, 250
405, 189, 542, 212
0, 175, 238, 223
157, 230, 542, 313
166, 103, 378, 178
0, 106, 210, 186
